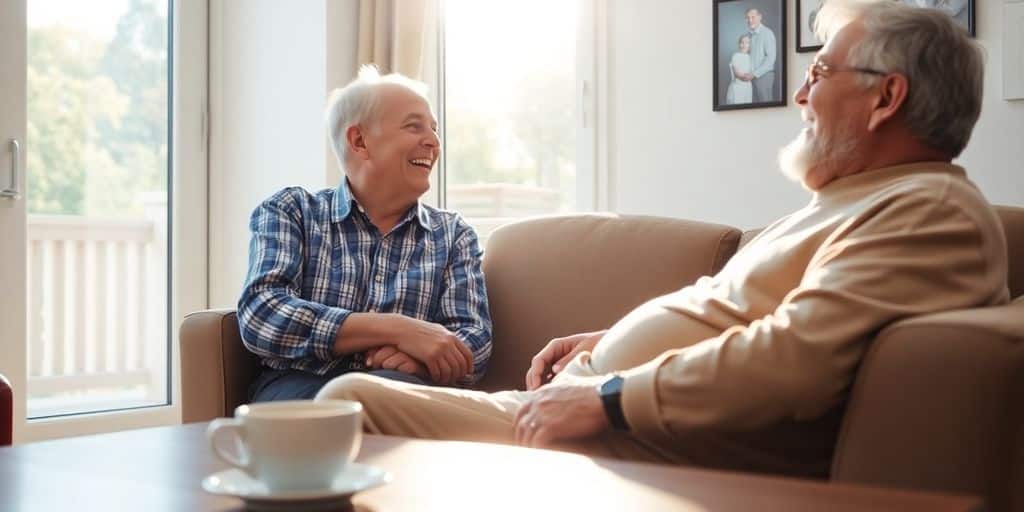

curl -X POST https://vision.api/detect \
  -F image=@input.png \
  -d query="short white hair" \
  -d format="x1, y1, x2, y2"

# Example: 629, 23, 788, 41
814, 0, 984, 157
325, 65, 431, 169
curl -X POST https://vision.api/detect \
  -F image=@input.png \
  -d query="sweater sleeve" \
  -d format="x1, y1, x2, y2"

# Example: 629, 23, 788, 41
620, 190, 1002, 440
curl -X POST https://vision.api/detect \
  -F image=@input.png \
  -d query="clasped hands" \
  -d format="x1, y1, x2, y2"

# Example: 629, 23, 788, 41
364, 316, 474, 385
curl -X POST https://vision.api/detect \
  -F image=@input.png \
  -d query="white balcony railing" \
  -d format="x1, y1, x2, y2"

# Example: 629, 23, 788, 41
26, 195, 167, 417
448, 183, 562, 247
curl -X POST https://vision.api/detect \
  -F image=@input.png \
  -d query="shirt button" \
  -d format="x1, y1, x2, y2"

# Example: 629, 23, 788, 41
375, 274, 384, 282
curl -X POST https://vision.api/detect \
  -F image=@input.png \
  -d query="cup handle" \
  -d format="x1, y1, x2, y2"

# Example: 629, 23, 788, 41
207, 418, 251, 471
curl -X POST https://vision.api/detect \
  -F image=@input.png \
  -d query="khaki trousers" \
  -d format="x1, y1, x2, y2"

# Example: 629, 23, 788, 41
314, 368, 674, 463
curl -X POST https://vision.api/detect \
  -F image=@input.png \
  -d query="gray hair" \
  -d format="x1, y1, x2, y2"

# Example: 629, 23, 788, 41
814, 0, 984, 157
325, 65, 431, 168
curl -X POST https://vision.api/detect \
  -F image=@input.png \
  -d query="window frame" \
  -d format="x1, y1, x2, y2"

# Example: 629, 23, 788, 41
20, 0, 208, 442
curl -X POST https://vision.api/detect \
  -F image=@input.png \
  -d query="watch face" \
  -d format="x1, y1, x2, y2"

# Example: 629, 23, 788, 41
601, 375, 624, 396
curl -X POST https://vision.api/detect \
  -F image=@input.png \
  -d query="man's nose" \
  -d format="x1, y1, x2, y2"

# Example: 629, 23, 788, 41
793, 81, 809, 106
423, 130, 440, 148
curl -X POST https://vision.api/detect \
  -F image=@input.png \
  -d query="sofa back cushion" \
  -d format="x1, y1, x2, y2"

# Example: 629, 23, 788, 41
477, 214, 741, 392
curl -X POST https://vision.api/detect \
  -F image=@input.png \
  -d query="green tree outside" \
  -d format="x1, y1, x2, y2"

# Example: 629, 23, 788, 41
27, 0, 167, 217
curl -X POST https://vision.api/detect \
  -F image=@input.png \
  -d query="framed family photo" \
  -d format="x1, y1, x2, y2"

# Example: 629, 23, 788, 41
797, 0, 976, 53
713, 0, 787, 111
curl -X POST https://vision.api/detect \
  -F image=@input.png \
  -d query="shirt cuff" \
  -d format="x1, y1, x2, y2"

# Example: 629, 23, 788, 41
309, 307, 351, 361
620, 352, 676, 445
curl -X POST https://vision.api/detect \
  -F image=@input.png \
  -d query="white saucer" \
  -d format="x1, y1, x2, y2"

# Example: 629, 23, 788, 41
202, 463, 392, 511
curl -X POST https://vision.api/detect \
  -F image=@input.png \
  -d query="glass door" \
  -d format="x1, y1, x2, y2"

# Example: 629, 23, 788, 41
1, 0, 206, 442
24, 0, 172, 419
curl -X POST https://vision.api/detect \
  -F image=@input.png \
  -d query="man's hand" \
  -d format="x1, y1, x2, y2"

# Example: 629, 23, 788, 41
514, 377, 609, 448
525, 330, 607, 391
365, 346, 430, 381
392, 316, 474, 384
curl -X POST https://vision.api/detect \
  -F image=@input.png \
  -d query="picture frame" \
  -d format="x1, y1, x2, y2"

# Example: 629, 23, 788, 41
798, 0, 976, 54
897, 0, 975, 37
797, 0, 825, 53
713, 0, 787, 111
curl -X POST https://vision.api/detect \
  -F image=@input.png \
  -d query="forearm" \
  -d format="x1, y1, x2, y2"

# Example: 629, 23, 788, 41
619, 324, 861, 441
332, 312, 407, 356
238, 287, 350, 361
752, 60, 774, 78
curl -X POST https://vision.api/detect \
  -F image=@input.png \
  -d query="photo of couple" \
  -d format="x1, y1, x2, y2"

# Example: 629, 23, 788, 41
714, 0, 786, 110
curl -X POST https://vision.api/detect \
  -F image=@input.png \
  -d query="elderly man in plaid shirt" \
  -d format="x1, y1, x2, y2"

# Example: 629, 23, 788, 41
238, 66, 492, 401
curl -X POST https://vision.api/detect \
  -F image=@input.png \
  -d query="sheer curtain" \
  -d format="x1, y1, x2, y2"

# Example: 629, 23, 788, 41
357, 0, 439, 82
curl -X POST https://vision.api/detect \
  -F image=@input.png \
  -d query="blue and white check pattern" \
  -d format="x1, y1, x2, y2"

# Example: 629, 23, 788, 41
237, 181, 492, 383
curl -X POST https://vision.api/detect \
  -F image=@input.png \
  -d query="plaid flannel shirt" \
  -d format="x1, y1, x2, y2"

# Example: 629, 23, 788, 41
237, 181, 492, 383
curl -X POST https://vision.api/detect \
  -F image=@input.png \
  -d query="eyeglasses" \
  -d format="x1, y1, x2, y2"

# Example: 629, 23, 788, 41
804, 60, 887, 87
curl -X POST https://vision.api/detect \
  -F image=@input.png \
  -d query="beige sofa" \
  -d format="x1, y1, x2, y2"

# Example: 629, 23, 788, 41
181, 206, 1024, 511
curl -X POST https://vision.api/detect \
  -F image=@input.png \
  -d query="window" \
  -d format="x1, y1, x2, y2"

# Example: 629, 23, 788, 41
440, 0, 597, 243
25, 0, 171, 418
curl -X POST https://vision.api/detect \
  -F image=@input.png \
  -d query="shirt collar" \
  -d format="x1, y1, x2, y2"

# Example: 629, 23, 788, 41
750, 24, 761, 34
330, 179, 432, 230
811, 161, 966, 205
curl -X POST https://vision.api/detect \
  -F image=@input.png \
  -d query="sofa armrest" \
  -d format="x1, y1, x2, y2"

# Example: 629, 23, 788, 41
180, 309, 261, 422
831, 299, 1024, 511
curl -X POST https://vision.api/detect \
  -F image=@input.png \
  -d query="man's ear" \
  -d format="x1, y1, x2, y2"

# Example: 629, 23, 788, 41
346, 125, 370, 160
867, 73, 909, 132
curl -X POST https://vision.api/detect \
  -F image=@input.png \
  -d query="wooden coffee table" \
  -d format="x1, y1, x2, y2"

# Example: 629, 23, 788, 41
0, 422, 981, 511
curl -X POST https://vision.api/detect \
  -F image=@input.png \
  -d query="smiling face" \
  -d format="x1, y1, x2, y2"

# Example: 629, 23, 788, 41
349, 84, 440, 204
779, 21, 875, 189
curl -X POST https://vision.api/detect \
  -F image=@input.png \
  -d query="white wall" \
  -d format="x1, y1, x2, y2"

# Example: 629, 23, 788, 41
208, 0, 358, 307
607, 0, 1024, 229
208, 0, 1022, 306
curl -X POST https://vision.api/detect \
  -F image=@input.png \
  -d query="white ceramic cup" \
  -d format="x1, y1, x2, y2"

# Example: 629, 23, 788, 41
207, 399, 363, 492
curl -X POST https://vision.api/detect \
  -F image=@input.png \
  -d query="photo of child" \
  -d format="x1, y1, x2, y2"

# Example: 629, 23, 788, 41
726, 34, 753, 104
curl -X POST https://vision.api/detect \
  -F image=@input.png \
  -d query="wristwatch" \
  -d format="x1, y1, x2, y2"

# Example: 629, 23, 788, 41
597, 374, 630, 431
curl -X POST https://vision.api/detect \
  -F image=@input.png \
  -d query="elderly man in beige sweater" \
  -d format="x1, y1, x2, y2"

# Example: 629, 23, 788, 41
317, 0, 1009, 477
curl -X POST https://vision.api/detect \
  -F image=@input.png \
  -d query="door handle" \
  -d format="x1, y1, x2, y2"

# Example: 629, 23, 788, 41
1, 139, 20, 200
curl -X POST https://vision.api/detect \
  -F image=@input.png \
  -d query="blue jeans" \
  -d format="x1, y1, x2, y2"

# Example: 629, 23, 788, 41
250, 367, 427, 402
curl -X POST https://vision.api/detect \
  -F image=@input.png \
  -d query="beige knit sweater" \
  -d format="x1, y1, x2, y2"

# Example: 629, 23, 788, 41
562, 162, 1009, 472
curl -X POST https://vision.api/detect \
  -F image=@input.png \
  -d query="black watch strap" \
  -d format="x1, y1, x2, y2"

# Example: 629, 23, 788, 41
598, 375, 630, 431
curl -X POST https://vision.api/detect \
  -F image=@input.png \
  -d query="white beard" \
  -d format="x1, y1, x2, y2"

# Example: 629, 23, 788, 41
777, 124, 858, 189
